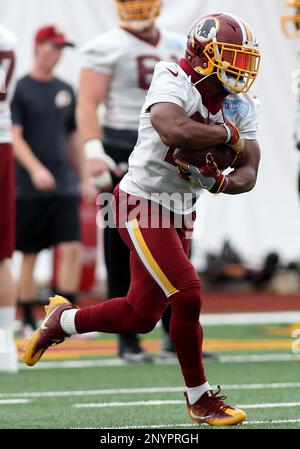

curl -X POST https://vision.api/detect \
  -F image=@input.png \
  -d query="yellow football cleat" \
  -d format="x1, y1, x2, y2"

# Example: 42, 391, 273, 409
185, 386, 246, 427
23, 295, 77, 367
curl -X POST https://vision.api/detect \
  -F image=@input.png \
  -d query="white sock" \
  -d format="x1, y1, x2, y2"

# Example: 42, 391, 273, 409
0, 306, 15, 329
187, 381, 211, 405
0, 307, 17, 352
60, 309, 78, 335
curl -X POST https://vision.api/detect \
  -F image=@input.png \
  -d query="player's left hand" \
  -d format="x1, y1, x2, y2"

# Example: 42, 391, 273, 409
175, 153, 228, 193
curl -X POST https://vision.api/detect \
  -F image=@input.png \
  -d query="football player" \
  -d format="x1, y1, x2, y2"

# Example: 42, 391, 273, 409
0, 24, 18, 373
24, 12, 261, 426
77, 0, 185, 362
281, 0, 300, 38
281, 1, 300, 199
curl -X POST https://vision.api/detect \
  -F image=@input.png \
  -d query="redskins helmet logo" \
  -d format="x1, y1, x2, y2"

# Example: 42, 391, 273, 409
194, 17, 220, 42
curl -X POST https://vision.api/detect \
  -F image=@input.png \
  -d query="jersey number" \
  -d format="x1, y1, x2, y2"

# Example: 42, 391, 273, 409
0, 51, 15, 101
137, 54, 178, 90
137, 55, 160, 90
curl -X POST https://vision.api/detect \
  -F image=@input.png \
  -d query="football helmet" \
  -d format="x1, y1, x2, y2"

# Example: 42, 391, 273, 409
185, 13, 261, 94
115, 0, 161, 32
281, 0, 300, 38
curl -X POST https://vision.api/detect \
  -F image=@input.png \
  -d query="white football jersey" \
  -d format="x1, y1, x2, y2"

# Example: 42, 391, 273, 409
120, 61, 261, 215
0, 24, 16, 143
80, 27, 185, 130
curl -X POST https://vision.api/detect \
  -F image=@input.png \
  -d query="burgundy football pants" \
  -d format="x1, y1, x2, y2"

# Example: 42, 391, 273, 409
75, 186, 206, 387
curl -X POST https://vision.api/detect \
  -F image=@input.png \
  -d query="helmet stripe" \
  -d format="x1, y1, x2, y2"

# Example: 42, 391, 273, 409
241, 19, 255, 42
223, 12, 254, 44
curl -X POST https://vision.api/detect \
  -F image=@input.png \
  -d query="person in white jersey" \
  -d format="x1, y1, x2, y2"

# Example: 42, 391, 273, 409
24, 12, 262, 426
77, 0, 185, 362
0, 24, 18, 373
281, 1, 300, 198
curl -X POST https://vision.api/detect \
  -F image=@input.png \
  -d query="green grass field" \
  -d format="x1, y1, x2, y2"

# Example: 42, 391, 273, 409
0, 322, 299, 429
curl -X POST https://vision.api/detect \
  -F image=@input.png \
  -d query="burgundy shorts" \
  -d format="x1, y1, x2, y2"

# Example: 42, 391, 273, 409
0, 143, 16, 260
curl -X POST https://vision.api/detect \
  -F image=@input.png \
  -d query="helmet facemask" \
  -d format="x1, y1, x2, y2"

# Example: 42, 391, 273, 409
115, 0, 161, 32
281, 0, 300, 38
203, 41, 260, 93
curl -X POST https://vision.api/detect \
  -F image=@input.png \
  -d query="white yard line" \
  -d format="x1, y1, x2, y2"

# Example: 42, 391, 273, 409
239, 401, 300, 409
75, 418, 300, 429
201, 311, 300, 325
74, 400, 183, 408
0, 399, 31, 405
73, 400, 300, 409
219, 354, 299, 363
1, 382, 300, 400
18, 353, 299, 371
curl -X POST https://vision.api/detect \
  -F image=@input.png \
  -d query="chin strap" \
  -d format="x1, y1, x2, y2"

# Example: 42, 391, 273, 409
189, 71, 217, 88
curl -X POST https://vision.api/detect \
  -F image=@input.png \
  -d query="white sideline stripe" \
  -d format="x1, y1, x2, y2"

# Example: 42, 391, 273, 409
74, 400, 300, 409
75, 419, 300, 429
201, 311, 300, 325
1, 382, 300, 399
0, 399, 31, 405
74, 400, 183, 408
18, 353, 299, 370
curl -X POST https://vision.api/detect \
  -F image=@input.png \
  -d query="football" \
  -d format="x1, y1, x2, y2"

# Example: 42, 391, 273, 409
173, 144, 236, 171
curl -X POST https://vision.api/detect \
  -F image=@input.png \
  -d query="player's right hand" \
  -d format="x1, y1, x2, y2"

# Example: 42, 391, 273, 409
224, 122, 245, 155
31, 166, 56, 191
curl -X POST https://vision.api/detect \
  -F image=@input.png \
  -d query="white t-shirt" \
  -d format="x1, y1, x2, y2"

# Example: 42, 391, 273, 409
80, 27, 185, 130
0, 24, 16, 143
120, 61, 261, 215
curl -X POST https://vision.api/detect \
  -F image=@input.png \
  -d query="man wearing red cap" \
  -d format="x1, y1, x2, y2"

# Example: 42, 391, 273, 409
11, 25, 94, 336
35, 25, 75, 48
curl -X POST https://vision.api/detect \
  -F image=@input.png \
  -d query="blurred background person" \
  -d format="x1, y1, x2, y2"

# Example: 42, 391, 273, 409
77, 0, 186, 362
0, 24, 18, 373
281, 0, 300, 38
281, 2, 300, 200
11, 26, 92, 337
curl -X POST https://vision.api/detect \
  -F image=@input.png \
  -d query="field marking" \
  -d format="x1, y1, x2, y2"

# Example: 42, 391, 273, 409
239, 401, 300, 409
201, 311, 300, 325
75, 419, 300, 429
0, 399, 31, 405
73, 400, 300, 409
1, 382, 300, 400
219, 354, 299, 363
74, 400, 183, 408
18, 353, 299, 370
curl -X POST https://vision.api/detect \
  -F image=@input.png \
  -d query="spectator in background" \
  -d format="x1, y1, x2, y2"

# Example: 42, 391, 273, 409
77, 0, 185, 362
281, 4, 300, 206
11, 26, 94, 337
0, 24, 18, 373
